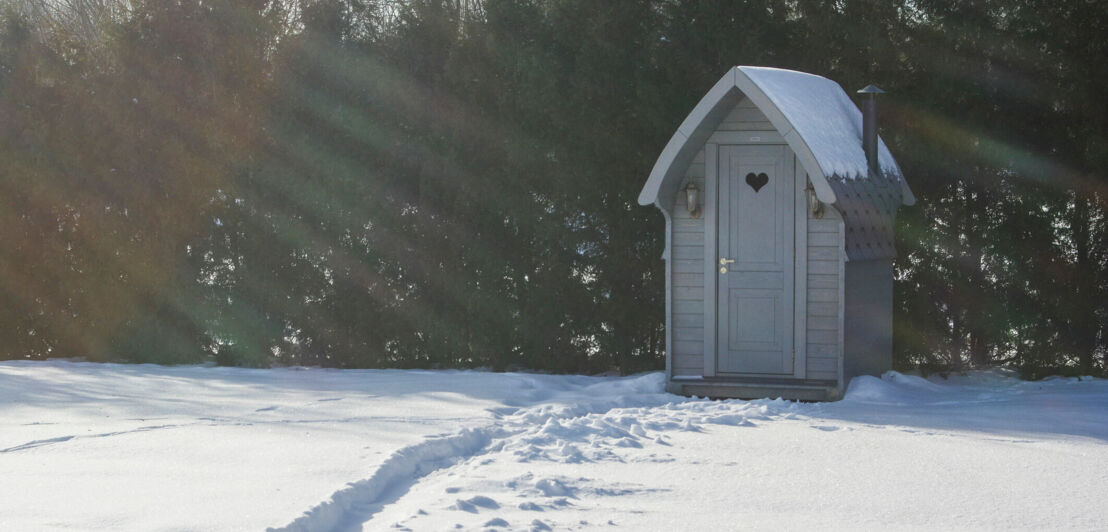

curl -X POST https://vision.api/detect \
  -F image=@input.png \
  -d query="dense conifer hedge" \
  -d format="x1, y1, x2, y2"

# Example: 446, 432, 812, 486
1, 0, 1104, 376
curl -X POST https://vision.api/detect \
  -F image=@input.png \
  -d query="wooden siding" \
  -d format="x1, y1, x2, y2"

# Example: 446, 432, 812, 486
718, 97, 776, 131
670, 99, 773, 377
806, 204, 843, 381
671, 147, 706, 376
668, 98, 838, 382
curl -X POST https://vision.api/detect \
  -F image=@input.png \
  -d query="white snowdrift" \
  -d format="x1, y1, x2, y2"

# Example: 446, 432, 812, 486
1, 361, 1105, 531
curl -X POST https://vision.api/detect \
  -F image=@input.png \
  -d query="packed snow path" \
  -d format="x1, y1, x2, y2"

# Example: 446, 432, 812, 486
1, 361, 1105, 531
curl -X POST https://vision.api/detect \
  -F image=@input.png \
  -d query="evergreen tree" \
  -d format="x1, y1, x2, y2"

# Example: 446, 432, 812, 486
1, 0, 1103, 376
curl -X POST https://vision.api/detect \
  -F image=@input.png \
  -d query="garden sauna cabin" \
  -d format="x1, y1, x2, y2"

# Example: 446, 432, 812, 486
639, 66, 915, 401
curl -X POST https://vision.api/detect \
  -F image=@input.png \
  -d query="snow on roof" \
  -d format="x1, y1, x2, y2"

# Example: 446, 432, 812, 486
637, 66, 915, 209
739, 66, 902, 182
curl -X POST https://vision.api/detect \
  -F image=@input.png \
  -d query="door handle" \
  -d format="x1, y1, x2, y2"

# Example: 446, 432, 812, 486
719, 258, 735, 274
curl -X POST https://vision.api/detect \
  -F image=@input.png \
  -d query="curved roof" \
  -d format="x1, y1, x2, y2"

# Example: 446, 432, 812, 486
638, 66, 915, 208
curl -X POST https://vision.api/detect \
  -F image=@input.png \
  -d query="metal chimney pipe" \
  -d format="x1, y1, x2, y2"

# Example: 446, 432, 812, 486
857, 84, 885, 178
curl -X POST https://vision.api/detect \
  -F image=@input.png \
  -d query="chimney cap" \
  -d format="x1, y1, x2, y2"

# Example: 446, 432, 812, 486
857, 84, 886, 94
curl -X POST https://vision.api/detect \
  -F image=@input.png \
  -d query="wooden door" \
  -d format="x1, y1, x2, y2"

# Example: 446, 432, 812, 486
715, 144, 795, 374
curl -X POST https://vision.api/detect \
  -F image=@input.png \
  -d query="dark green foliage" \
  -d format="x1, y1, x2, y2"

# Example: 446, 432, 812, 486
0, 0, 1104, 376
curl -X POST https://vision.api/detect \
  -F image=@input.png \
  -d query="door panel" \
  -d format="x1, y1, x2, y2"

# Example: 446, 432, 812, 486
716, 145, 794, 375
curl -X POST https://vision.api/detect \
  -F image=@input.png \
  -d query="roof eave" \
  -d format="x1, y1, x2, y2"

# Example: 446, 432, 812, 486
898, 177, 916, 206
638, 67, 840, 207
638, 70, 746, 206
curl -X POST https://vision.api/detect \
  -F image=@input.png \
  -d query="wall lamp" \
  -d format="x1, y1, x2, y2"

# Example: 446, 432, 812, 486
685, 181, 701, 219
806, 182, 825, 219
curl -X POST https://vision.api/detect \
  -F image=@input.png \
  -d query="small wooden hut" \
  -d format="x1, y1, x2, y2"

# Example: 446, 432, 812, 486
638, 66, 915, 400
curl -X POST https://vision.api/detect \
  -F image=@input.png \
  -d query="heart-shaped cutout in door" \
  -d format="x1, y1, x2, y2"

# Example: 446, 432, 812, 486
745, 172, 769, 192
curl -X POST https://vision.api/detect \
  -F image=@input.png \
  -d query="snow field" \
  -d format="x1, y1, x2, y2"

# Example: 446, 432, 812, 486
361, 376, 1108, 531
0, 362, 593, 531
2, 361, 1106, 531
281, 371, 1108, 531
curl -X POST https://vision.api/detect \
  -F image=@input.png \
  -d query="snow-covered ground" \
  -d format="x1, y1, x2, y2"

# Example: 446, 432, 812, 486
1, 361, 1105, 531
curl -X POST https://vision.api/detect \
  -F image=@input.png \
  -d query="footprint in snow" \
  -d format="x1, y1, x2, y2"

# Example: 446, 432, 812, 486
487, 406, 519, 417
810, 425, 840, 432
1, 435, 75, 453
632, 455, 676, 464
469, 496, 499, 508
595, 487, 654, 497
535, 478, 575, 498
451, 495, 499, 513
505, 472, 534, 489
452, 500, 478, 513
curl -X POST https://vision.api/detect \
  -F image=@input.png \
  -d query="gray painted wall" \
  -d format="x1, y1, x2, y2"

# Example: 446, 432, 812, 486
805, 207, 843, 382
843, 258, 893, 385
671, 148, 706, 377
667, 98, 844, 382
